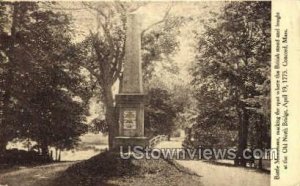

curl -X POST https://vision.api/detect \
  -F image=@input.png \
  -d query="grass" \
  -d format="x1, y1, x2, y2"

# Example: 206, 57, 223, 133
0, 159, 54, 174
0, 164, 21, 174
50, 150, 203, 186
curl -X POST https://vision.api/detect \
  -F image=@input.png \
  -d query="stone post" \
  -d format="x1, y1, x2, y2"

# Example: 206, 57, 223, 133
114, 13, 148, 149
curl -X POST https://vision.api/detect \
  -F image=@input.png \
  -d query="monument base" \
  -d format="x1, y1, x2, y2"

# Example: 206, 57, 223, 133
114, 136, 149, 151
115, 93, 147, 137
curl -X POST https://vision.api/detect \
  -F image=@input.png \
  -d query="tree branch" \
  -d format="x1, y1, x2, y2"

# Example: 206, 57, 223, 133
141, 4, 172, 38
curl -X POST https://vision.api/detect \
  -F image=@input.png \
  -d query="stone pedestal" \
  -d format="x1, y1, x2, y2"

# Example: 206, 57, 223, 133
114, 137, 148, 150
114, 13, 148, 149
114, 94, 149, 149
116, 94, 145, 137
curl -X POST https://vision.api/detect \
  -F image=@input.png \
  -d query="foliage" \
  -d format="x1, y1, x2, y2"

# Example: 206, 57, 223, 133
145, 88, 178, 138
89, 118, 108, 134
190, 1, 271, 166
142, 15, 183, 81
0, 2, 91, 155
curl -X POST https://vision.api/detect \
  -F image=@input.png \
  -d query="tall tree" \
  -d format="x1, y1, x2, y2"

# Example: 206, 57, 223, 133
191, 1, 271, 166
76, 2, 182, 148
0, 2, 92, 155
0, 2, 38, 153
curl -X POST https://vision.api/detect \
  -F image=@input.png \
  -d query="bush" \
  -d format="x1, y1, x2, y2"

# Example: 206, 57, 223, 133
0, 149, 52, 165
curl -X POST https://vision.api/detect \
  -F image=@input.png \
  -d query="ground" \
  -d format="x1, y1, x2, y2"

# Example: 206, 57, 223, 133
176, 160, 269, 186
0, 162, 75, 186
0, 138, 270, 186
156, 139, 270, 186
50, 150, 202, 186
0, 150, 202, 186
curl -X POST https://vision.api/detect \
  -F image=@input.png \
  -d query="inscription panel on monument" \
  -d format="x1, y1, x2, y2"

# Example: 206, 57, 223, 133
123, 110, 137, 129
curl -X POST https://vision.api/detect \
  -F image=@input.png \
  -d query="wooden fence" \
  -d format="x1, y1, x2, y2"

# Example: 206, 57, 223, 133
148, 135, 168, 148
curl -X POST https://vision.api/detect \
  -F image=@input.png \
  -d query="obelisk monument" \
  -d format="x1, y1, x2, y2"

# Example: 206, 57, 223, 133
114, 13, 147, 149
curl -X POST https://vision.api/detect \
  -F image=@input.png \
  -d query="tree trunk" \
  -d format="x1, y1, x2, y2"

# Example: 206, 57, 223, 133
55, 148, 58, 161
240, 108, 249, 167
187, 128, 192, 141
236, 108, 249, 167
235, 108, 243, 166
103, 84, 117, 149
0, 141, 7, 155
58, 149, 61, 161
258, 114, 264, 170
40, 140, 49, 157
50, 150, 53, 160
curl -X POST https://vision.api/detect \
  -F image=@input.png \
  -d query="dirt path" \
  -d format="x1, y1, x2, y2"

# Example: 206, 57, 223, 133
176, 160, 270, 186
0, 162, 76, 186
157, 139, 270, 186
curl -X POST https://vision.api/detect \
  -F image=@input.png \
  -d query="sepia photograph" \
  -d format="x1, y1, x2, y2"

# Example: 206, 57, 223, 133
0, 1, 272, 186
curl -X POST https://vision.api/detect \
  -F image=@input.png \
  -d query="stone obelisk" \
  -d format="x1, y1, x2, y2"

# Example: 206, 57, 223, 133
114, 13, 148, 149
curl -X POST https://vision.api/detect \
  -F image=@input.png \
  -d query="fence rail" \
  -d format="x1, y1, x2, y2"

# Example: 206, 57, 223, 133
148, 135, 168, 148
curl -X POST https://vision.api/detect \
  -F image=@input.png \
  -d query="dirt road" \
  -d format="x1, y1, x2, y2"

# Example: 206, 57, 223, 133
0, 162, 75, 186
157, 139, 270, 186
